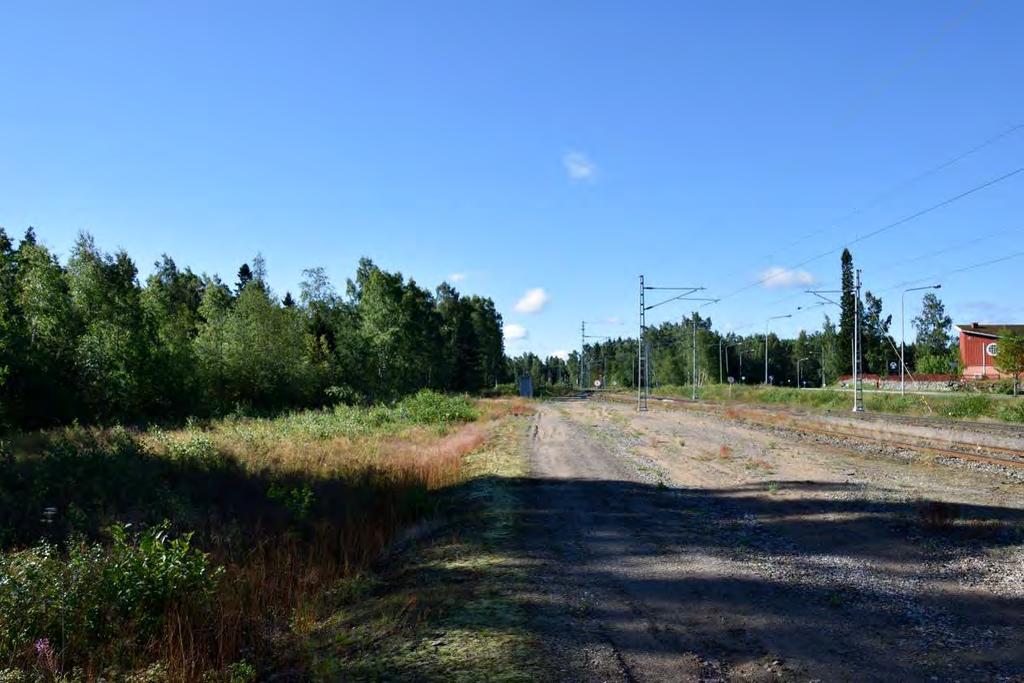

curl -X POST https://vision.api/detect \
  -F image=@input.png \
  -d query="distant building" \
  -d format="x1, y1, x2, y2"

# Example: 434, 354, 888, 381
956, 323, 1024, 379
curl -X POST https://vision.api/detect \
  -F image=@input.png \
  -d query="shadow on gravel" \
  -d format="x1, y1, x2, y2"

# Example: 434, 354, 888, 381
484, 475, 1024, 682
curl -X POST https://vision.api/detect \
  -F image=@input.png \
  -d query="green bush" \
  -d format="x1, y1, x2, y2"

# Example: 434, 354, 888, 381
267, 483, 315, 520
395, 390, 477, 425
481, 383, 518, 398
0, 524, 222, 667
944, 394, 993, 419
162, 433, 227, 470
995, 399, 1024, 423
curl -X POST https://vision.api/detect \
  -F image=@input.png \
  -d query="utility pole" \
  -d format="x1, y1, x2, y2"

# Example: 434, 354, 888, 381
798, 357, 809, 389
637, 280, 710, 409
853, 269, 864, 412
580, 321, 585, 389
691, 312, 698, 400
821, 342, 826, 388
718, 337, 723, 384
638, 275, 647, 411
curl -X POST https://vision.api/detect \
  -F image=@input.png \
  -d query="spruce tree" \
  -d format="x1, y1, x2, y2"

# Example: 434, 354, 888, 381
838, 249, 855, 376
236, 263, 253, 295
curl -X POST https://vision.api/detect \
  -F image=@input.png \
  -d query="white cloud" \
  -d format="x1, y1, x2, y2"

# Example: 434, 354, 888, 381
504, 323, 528, 341
551, 349, 570, 361
449, 272, 466, 283
513, 288, 550, 314
562, 151, 596, 181
604, 316, 623, 325
759, 266, 816, 289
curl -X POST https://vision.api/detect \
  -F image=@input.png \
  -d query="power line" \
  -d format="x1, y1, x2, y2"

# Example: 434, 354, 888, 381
781, 123, 1024, 249
715, 166, 1024, 303
825, 0, 984, 133
878, 250, 1024, 295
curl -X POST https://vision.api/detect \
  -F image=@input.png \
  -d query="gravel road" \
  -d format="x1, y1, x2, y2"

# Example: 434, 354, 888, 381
518, 397, 1024, 682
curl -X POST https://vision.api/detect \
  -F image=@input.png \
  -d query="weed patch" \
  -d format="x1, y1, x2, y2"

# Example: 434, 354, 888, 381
0, 396, 504, 680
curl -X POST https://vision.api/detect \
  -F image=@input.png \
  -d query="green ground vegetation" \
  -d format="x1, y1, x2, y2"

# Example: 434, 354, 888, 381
0, 392, 537, 681
645, 384, 1024, 424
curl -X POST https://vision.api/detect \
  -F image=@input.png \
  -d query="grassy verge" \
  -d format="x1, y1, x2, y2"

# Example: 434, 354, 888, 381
0, 391, 536, 681
307, 413, 544, 681
645, 384, 1024, 423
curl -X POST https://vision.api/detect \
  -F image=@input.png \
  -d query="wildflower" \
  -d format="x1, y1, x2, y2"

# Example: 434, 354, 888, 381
35, 637, 59, 676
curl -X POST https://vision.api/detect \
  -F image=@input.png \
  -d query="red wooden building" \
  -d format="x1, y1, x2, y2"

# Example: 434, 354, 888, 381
956, 323, 1024, 379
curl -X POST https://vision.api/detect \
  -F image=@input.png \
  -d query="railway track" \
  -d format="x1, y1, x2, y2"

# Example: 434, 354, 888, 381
770, 419, 1024, 472
598, 391, 1024, 472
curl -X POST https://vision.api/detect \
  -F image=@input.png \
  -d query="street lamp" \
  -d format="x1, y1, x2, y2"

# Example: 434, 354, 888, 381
901, 284, 941, 396
765, 314, 793, 384
797, 357, 809, 389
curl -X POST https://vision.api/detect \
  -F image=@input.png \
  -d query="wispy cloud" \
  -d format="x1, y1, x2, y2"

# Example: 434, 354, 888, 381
604, 316, 623, 325
449, 272, 467, 283
760, 266, 816, 289
563, 151, 596, 181
504, 323, 528, 341
514, 288, 550, 314
551, 349, 570, 361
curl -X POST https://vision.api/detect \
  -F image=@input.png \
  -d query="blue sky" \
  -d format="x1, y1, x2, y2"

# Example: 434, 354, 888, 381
2, 1, 1022, 359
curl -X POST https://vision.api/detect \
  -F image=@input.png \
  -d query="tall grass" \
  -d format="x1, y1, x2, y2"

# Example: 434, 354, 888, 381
0, 391, 505, 680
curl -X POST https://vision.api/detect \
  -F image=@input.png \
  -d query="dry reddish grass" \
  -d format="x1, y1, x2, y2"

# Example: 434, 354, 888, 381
477, 397, 535, 421
719, 445, 734, 460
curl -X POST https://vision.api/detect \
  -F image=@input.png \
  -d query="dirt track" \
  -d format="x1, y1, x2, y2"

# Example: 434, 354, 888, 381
518, 397, 1024, 682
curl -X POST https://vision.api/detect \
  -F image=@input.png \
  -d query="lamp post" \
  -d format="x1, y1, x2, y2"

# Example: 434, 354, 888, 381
797, 357, 809, 389
901, 284, 941, 396
765, 314, 792, 384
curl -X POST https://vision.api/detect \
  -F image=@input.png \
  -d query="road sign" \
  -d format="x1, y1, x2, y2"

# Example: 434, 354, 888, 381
727, 376, 735, 384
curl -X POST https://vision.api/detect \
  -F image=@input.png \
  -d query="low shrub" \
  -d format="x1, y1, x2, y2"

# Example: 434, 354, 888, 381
944, 394, 993, 419
995, 399, 1024, 423
0, 523, 221, 671
395, 390, 477, 425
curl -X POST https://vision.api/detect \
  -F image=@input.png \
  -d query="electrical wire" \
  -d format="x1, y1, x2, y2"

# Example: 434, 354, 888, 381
781, 123, 1024, 249
715, 166, 1024, 303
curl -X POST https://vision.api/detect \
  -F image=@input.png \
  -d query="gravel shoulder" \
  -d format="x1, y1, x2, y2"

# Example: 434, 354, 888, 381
518, 397, 1024, 682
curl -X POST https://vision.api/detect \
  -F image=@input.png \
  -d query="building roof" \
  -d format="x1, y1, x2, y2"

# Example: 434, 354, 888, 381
955, 322, 1024, 338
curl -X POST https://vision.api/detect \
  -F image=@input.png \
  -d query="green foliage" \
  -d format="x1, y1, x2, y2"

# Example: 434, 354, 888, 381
0, 230, 506, 431
396, 390, 478, 425
943, 394, 993, 419
664, 383, 1024, 424
995, 399, 1024, 423
838, 248, 855, 375
0, 397, 488, 676
916, 351, 959, 375
226, 661, 258, 683
861, 291, 893, 375
994, 328, 1024, 395
913, 292, 953, 357
267, 483, 315, 520
0, 524, 221, 666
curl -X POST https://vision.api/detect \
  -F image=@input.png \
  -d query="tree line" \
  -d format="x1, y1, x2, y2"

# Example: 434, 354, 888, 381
0, 227, 505, 430
510, 248, 965, 391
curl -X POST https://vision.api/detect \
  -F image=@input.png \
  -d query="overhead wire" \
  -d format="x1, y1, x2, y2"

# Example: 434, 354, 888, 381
714, 166, 1024, 303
